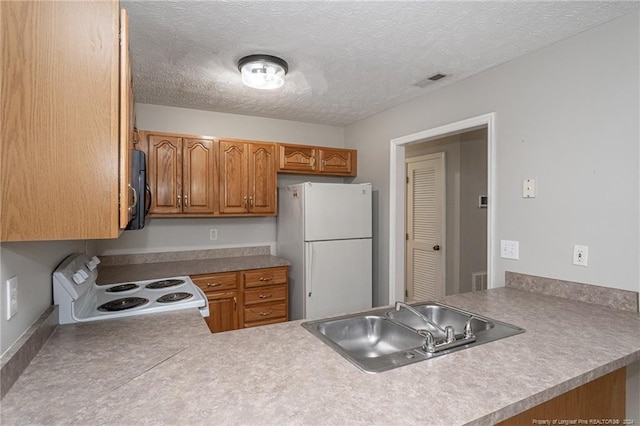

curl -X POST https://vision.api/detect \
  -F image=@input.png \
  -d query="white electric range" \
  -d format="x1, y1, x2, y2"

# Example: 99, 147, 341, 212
53, 254, 209, 324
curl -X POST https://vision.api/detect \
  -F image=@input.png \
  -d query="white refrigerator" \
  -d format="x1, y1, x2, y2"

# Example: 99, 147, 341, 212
276, 182, 372, 320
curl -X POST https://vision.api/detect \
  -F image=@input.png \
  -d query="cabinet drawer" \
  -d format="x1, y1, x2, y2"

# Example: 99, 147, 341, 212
243, 302, 287, 323
243, 267, 288, 288
244, 285, 287, 306
243, 317, 286, 328
191, 272, 238, 293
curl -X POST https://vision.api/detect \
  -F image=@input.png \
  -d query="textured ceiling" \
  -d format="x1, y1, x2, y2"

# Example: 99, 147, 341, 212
123, 1, 639, 126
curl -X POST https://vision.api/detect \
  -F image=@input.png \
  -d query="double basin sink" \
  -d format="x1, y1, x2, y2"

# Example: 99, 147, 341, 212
302, 301, 524, 373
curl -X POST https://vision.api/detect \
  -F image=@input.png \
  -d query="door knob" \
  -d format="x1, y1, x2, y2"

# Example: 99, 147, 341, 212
433, 245, 440, 251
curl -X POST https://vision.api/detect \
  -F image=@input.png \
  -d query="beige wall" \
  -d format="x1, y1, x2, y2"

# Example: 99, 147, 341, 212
458, 130, 488, 294
0, 241, 85, 354
344, 12, 640, 307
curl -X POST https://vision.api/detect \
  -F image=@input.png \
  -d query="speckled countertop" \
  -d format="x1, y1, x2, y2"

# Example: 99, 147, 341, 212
2, 288, 639, 425
96, 254, 290, 285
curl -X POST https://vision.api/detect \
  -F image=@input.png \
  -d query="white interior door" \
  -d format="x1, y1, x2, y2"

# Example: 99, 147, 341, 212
406, 153, 445, 302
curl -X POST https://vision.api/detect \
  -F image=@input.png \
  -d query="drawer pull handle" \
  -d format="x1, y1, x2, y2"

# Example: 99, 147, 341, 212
259, 277, 274, 281
206, 283, 221, 287
233, 296, 237, 311
259, 294, 272, 299
259, 311, 272, 316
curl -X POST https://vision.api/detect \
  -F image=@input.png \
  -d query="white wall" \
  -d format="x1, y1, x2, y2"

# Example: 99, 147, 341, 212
345, 12, 640, 307
459, 130, 488, 294
0, 241, 85, 354
95, 104, 346, 256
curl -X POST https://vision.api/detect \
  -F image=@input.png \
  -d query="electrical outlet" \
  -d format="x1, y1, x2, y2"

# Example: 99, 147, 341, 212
209, 229, 218, 241
573, 245, 588, 267
6, 276, 18, 320
500, 240, 519, 260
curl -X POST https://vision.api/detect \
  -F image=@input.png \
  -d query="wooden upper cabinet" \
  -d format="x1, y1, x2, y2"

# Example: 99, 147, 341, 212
248, 143, 277, 215
1, 0, 126, 241
278, 144, 357, 177
319, 148, 356, 175
148, 135, 182, 214
219, 140, 277, 216
183, 139, 215, 214
119, 8, 135, 229
146, 134, 214, 215
218, 140, 249, 214
279, 144, 317, 173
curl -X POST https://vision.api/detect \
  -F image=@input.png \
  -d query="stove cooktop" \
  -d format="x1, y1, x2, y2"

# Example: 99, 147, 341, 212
53, 254, 209, 324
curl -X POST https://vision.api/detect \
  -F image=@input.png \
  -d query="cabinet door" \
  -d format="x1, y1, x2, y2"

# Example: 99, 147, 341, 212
248, 143, 277, 215
205, 291, 239, 333
1, 1, 121, 241
278, 144, 317, 173
318, 148, 356, 175
148, 135, 182, 214
118, 8, 134, 228
218, 140, 248, 214
183, 139, 215, 214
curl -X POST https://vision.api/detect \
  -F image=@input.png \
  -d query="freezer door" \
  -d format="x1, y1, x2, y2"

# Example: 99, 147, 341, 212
304, 183, 372, 241
305, 239, 372, 319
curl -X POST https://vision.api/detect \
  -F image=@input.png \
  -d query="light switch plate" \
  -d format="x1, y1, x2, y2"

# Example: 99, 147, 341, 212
500, 240, 519, 260
6, 276, 18, 320
573, 245, 588, 267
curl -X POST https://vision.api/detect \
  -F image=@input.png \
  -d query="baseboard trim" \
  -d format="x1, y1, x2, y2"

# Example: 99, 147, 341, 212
0, 305, 58, 399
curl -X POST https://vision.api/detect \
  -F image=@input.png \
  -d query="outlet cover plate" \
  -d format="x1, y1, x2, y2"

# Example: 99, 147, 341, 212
6, 276, 18, 320
500, 240, 519, 260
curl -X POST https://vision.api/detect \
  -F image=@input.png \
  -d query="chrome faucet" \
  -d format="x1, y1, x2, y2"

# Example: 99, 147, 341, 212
394, 302, 447, 334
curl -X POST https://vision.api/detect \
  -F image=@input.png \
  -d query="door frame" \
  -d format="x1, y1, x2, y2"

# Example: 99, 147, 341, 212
389, 113, 495, 304
405, 152, 446, 301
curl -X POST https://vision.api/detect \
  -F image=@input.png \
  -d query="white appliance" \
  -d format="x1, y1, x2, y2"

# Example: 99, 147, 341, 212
53, 254, 209, 324
277, 182, 372, 320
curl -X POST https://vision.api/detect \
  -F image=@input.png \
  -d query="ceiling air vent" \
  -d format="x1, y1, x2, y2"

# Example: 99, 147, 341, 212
412, 73, 448, 88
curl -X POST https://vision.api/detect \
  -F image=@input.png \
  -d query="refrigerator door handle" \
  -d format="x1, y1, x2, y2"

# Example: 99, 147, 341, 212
306, 243, 314, 298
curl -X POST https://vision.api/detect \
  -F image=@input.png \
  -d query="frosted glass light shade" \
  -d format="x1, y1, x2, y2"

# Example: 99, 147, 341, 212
238, 55, 288, 90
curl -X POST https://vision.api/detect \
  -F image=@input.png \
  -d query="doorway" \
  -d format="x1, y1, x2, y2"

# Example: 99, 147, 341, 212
389, 113, 496, 304
404, 130, 488, 300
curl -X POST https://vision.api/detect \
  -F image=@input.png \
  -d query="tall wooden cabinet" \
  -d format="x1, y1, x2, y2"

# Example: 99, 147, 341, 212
146, 134, 215, 215
218, 140, 277, 216
1, 0, 133, 241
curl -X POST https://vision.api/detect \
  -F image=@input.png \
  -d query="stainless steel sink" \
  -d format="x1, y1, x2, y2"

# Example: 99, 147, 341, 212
316, 315, 424, 358
302, 302, 525, 373
385, 303, 493, 339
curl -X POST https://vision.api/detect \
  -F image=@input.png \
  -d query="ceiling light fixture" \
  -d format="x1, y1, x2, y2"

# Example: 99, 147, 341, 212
238, 54, 288, 90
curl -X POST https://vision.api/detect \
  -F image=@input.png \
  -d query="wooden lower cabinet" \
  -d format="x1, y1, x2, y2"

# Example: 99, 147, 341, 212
241, 267, 289, 328
498, 367, 626, 426
191, 266, 288, 334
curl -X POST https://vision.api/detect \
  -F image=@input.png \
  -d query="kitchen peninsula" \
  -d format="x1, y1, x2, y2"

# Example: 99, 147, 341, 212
1, 286, 639, 425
